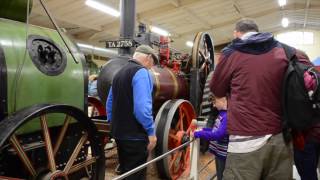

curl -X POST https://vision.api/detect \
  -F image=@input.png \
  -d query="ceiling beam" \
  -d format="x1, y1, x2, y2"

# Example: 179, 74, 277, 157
138, 0, 212, 21
180, 7, 211, 29
231, 0, 245, 18
74, 0, 215, 40
175, 3, 320, 39
75, 0, 203, 40
303, 0, 311, 28
73, 1, 320, 47
31, 4, 102, 31
168, 0, 180, 7
74, 21, 120, 41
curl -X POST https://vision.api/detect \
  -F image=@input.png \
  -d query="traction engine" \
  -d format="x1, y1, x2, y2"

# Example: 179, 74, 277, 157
97, 30, 215, 179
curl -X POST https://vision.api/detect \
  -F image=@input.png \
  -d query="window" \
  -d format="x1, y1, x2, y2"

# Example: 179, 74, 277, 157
276, 31, 314, 46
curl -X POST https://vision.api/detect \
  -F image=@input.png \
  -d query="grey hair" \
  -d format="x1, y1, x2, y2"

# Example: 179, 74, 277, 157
133, 52, 147, 58
235, 19, 259, 33
133, 52, 148, 59
133, 52, 153, 63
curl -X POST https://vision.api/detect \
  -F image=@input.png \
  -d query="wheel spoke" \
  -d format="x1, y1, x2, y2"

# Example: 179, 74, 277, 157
68, 157, 96, 175
169, 133, 179, 141
40, 115, 56, 172
54, 115, 71, 156
169, 151, 181, 170
9, 135, 36, 176
63, 133, 88, 174
178, 107, 184, 130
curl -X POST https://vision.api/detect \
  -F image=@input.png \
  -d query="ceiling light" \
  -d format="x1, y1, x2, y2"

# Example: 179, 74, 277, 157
281, 17, 289, 28
85, 0, 120, 17
150, 26, 170, 36
77, 43, 118, 56
278, 0, 286, 7
186, 41, 193, 47
77, 43, 93, 49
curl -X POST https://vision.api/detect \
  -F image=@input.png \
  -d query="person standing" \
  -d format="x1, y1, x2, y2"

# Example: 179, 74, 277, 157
294, 123, 320, 180
293, 57, 320, 180
106, 45, 158, 179
193, 96, 228, 180
88, 74, 98, 97
210, 19, 310, 179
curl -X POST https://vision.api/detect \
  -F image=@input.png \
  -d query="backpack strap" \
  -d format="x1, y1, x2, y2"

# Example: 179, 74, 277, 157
280, 42, 296, 144
281, 43, 297, 63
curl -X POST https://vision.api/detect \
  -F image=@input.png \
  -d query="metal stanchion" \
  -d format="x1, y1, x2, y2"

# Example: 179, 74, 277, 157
190, 137, 200, 180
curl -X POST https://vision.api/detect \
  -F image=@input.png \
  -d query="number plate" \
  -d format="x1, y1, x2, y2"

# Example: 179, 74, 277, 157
105, 40, 134, 48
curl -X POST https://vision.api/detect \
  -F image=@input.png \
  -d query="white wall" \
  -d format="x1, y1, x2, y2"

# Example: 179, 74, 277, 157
275, 30, 320, 61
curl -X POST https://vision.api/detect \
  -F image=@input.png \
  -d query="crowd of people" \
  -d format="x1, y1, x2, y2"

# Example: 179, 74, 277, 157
105, 19, 320, 180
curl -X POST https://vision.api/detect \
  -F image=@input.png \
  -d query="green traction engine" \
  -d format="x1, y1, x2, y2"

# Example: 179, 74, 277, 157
0, 1, 105, 179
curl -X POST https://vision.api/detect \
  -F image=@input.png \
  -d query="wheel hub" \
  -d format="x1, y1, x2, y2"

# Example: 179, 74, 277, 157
181, 133, 189, 145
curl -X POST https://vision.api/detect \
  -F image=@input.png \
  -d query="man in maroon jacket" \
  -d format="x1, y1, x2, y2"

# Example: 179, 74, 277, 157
210, 19, 309, 179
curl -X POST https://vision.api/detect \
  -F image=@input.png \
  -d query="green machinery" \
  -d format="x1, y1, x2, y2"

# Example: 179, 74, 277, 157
0, 0, 105, 179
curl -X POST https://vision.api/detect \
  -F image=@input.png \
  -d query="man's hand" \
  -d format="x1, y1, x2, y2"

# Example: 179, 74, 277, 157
147, 135, 157, 151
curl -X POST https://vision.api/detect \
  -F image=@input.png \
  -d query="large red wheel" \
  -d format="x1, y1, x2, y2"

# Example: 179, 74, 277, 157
155, 99, 196, 180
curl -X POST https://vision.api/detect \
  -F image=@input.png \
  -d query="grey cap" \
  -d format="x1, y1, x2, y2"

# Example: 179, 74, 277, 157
135, 45, 158, 62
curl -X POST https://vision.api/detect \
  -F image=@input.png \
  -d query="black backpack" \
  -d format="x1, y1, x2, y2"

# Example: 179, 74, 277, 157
282, 43, 320, 138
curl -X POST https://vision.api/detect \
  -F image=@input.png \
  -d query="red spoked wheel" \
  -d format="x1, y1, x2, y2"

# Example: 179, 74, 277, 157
88, 97, 110, 147
88, 96, 106, 118
155, 99, 196, 180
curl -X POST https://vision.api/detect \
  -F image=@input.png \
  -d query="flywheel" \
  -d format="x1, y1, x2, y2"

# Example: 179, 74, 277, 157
154, 99, 196, 180
189, 32, 215, 115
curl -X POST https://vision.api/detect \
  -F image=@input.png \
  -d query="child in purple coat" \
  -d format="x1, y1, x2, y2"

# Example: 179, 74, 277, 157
194, 96, 228, 180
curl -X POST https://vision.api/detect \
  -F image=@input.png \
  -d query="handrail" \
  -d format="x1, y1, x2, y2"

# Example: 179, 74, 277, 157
112, 138, 195, 180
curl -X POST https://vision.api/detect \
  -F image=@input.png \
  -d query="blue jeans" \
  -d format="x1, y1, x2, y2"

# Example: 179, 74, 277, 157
294, 140, 320, 180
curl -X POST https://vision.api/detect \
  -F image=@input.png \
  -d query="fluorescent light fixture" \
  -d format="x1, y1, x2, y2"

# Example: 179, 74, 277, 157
281, 17, 289, 28
186, 41, 193, 47
150, 26, 170, 36
278, 0, 286, 7
77, 43, 118, 56
77, 43, 93, 49
85, 0, 120, 17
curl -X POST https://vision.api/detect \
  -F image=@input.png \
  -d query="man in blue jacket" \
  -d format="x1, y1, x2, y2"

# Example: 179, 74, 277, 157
106, 45, 157, 179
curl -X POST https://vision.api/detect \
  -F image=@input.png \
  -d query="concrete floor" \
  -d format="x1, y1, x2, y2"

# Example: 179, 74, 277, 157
104, 148, 217, 180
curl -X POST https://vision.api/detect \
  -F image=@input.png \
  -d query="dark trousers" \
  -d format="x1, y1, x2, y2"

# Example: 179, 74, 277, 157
294, 140, 320, 180
116, 139, 148, 180
215, 157, 226, 180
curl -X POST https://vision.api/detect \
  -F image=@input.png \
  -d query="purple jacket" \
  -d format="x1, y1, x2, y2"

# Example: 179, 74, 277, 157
194, 110, 228, 159
210, 33, 310, 136
194, 110, 227, 141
